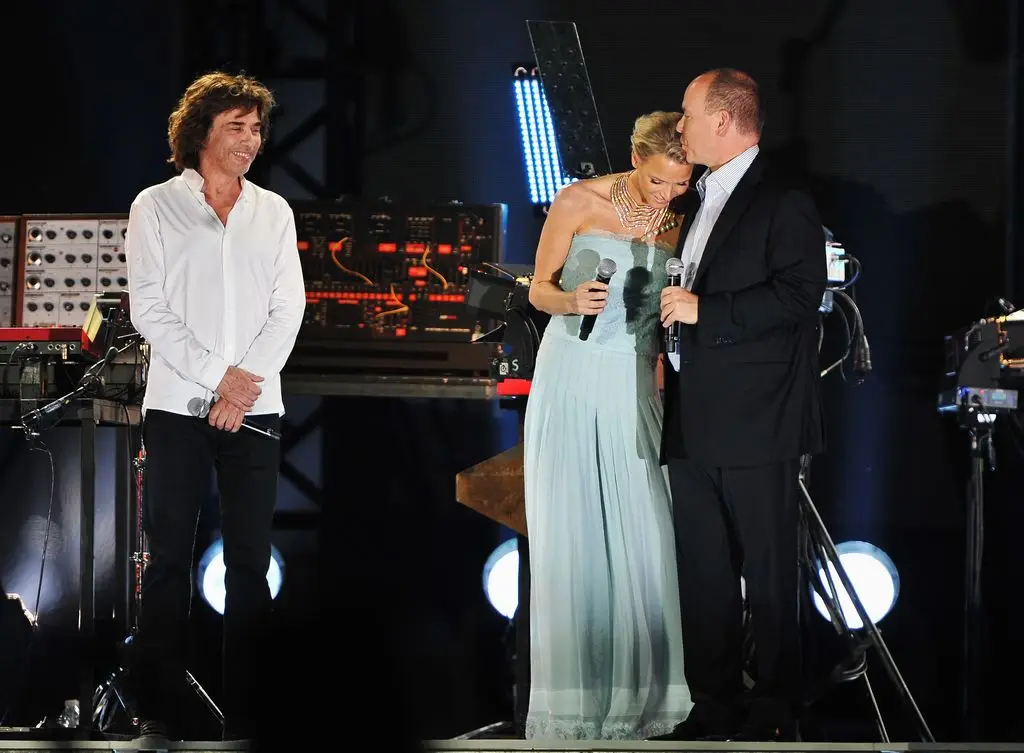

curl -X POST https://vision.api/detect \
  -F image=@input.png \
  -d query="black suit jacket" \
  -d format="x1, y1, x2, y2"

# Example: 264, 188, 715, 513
660, 154, 826, 468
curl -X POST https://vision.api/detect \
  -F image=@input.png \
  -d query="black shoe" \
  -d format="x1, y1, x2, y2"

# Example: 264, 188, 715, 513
648, 707, 739, 741
729, 710, 799, 742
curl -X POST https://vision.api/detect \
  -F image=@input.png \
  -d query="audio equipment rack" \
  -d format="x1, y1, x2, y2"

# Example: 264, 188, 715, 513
283, 197, 506, 391
0, 217, 17, 326
16, 214, 130, 329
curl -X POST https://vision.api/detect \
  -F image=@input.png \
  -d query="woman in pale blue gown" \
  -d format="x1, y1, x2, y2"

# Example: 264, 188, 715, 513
523, 112, 694, 740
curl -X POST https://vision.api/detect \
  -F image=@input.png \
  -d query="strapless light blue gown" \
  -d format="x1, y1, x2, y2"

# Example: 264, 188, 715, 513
523, 230, 692, 740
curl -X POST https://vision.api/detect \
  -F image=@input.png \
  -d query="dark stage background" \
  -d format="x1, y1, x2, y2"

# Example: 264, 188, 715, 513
1, 0, 1023, 744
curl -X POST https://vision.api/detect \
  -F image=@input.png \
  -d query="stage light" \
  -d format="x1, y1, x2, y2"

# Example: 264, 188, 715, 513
0, 593, 35, 723
483, 538, 519, 620
811, 540, 899, 629
513, 66, 572, 205
196, 538, 285, 616
3, 593, 36, 627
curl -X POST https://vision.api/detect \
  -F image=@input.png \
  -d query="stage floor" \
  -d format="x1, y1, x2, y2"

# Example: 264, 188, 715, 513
1, 738, 1023, 753
0, 739, 246, 752
424, 743, 1024, 753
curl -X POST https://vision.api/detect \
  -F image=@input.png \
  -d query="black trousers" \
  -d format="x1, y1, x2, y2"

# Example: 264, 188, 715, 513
667, 456, 801, 727
132, 409, 280, 737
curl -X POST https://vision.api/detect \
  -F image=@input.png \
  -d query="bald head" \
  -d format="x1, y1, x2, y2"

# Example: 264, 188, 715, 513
702, 68, 763, 136
676, 68, 762, 170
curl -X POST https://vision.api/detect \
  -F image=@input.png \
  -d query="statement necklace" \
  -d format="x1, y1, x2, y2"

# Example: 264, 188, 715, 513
610, 171, 676, 240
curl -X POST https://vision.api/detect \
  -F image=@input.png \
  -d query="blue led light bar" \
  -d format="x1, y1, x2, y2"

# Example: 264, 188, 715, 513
513, 73, 572, 205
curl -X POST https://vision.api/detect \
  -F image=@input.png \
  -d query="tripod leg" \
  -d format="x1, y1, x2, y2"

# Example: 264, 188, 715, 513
185, 670, 224, 724
861, 671, 889, 742
798, 475, 935, 742
962, 429, 987, 740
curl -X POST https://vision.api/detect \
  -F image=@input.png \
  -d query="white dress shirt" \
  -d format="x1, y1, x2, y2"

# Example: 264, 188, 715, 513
679, 144, 760, 288
126, 168, 306, 417
668, 144, 759, 371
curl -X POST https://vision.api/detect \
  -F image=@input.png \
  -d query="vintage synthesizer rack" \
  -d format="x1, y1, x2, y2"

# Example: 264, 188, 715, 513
0, 325, 144, 400
285, 198, 506, 379
0, 327, 88, 399
16, 214, 130, 328
0, 216, 17, 326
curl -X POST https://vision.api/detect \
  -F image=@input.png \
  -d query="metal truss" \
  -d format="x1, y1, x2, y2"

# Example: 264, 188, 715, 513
177, 0, 364, 199
274, 406, 325, 530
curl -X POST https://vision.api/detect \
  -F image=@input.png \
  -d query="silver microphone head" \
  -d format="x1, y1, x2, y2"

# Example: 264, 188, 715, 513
597, 258, 617, 278
665, 257, 685, 276
187, 397, 210, 418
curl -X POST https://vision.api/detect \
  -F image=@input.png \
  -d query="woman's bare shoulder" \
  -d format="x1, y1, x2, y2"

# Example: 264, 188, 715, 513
552, 173, 623, 208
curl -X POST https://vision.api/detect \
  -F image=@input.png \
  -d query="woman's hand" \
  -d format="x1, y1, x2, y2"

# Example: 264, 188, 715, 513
571, 280, 608, 316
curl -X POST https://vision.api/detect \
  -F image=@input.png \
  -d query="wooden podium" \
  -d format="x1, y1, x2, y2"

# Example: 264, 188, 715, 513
454, 441, 526, 536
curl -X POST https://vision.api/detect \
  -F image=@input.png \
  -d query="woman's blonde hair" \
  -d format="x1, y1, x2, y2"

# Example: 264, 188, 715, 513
630, 111, 686, 164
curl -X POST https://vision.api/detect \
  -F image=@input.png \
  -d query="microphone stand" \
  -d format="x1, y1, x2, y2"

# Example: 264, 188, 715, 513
86, 334, 224, 735
17, 338, 140, 439
19, 376, 103, 439
805, 296, 932, 742
8, 338, 138, 735
92, 434, 224, 735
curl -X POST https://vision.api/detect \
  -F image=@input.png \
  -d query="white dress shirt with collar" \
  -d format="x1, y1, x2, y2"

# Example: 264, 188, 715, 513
126, 168, 306, 417
679, 144, 760, 288
667, 144, 759, 371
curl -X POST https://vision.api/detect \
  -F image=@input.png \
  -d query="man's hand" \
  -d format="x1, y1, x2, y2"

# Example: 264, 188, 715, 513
661, 286, 699, 326
207, 399, 245, 432
215, 366, 264, 411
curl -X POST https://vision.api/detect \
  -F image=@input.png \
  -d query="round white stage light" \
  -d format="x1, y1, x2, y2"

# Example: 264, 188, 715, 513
811, 540, 899, 630
196, 538, 285, 616
482, 538, 519, 620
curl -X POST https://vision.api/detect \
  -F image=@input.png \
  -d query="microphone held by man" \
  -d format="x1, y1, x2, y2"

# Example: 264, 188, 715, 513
187, 395, 282, 440
664, 257, 685, 360
578, 257, 618, 341
198, 365, 268, 434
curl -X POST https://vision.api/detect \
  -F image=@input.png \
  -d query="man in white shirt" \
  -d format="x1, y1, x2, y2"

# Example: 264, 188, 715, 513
125, 71, 305, 743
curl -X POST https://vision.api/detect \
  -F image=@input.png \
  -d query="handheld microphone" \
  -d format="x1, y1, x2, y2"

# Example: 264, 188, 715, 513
95, 345, 119, 373
578, 258, 617, 341
664, 258, 685, 357
187, 397, 281, 440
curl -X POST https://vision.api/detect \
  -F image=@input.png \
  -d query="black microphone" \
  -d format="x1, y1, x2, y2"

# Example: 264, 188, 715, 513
20, 346, 120, 424
24, 388, 88, 421
578, 257, 617, 341
80, 345, 119, 385
187, 397, 281, 440
664, 257, 685, 357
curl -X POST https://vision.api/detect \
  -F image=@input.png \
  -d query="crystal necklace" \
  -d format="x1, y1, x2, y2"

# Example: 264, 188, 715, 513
610, 171, 676, 240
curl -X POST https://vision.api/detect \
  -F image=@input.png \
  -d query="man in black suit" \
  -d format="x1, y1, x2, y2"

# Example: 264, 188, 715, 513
656, 68, 826, 742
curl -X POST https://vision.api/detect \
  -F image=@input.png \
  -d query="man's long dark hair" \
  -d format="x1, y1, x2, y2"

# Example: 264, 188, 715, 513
167, 71, 275, 171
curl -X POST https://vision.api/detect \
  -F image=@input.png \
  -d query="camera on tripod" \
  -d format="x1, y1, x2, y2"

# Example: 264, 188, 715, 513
939, 300, 1024, 739
466, 263, 549, 382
